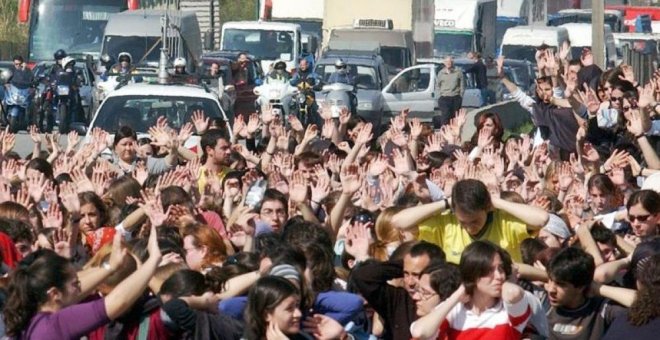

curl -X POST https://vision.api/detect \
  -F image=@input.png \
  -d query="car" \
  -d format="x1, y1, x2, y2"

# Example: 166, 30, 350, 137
315, 50, 390, 131
79, 82, 232, 155
201, 51, 265, 117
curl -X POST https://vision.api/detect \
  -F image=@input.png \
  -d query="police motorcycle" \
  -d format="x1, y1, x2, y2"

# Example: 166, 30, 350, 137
1, 69, 35, 133
50, 57, 83, 134
254, 61, 299, 119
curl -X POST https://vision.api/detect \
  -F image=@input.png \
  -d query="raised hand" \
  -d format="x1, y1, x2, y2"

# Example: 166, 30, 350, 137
477, 127, 494, 148
355, 123, 373, 146
340, 163, 361, 194
311, 174, 331, 204
191, 110, 209, 134
59, 181, 80, 215
246, 113, 261, 137
408, 118, 422, 140
496, 55, 505, 78
368, 154, 389, 177
288, 171, 308, 204
619, 64, 636, 84
29, 125, 42, 144
41, 203, 63, 230
558, 162, 574, 192
321, 119, 336, 140
626, 110, 647, 137
287, 114, 304, 133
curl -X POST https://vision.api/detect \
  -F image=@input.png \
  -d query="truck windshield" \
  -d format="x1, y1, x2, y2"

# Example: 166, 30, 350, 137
222, 28, 295, 61
501, 45, 540, 64
102, 36, 162, 65
28, 0, 125, 62
433, 33, 472, 57
274, 19, 322, 41
94, 95, 222, 133
380, 47, 409, 74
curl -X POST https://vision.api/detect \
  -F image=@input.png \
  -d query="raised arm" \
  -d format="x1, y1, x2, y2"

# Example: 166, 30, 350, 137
104, 225, 161, 320
410, 285, 466, 339
390, 199, 450, 231
492, 196, 549, 230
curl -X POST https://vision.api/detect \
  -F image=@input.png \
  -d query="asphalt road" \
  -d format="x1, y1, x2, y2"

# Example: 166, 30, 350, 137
11, 131, 69, 158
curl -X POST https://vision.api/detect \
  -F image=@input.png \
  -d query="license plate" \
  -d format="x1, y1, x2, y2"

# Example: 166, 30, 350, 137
272, 108, 282, 116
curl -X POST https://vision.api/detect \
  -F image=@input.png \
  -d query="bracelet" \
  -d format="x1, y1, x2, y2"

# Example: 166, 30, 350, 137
636, 134, 645, 139
443, 198, 450, 210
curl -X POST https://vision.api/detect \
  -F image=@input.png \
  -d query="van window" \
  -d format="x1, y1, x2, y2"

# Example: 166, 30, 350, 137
103, 35, 161, 64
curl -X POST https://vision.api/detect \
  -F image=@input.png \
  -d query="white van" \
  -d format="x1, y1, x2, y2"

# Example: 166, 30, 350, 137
500, 26, 570, 64
101, 10, 203, 71
560, 23, 617, 67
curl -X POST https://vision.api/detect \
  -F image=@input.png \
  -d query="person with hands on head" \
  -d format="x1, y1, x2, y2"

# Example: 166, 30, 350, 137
392, 179, 549, 264
350, 241, 445, 340
410, 241, 536, 340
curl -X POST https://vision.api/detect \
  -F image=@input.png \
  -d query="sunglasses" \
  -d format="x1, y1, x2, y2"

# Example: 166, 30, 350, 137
629, 214, 652, 222
622, 105, 638, 113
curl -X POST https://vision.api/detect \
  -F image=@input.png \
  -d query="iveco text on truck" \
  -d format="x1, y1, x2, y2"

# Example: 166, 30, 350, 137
433, 0, 497, 57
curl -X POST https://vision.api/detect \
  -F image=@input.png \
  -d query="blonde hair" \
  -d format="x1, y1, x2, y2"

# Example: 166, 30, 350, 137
371, 207, 404, 261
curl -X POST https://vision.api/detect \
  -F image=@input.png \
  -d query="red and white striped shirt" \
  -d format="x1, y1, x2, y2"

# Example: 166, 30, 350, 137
435, 291, 534, 340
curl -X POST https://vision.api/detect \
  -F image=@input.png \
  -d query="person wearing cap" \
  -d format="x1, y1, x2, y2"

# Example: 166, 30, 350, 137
538, 214, 572, 248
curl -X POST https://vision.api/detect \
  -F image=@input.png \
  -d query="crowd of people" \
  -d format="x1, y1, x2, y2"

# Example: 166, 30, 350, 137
0, 44, 659, 340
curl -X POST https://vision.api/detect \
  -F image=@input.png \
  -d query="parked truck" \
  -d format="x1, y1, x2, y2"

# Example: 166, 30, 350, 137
259, 0, 323, 55
433, 0, 497, 58
322, 0, 434, 61
496, 0, 530, 54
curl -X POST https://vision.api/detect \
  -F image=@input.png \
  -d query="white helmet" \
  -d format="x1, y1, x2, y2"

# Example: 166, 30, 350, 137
174, 57, 186, 67
118, 52, 132, 63
60, 56, 75, 68
335, 58, 346, 68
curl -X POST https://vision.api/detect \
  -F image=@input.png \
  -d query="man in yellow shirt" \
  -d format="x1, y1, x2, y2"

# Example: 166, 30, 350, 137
198, 129, 232, 192
391, 179, 549, 264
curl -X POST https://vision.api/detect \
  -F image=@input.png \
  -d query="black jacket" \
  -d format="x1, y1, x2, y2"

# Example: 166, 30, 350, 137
350, 259, 416, 340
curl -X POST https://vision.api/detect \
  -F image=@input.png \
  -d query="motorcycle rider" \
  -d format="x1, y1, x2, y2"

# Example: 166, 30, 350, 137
290, 58, 320, 125
3, 55, 35, 129
289, 58, 320, 87
266, 61, 290, 83
106, 52, 142, 83
174, 57, 188, 75
327, 58, 357, 116
52, 57, 82, 133
328, 58, 355, 85
48, 49, 68, 80
7, 56, 34, 90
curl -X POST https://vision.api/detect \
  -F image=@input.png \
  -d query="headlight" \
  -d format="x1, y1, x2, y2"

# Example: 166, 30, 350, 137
358, 102, 372, 110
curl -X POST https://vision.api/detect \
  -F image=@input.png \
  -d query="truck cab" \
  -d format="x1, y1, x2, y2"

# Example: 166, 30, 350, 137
221, 21, 301, 74
326, 19, 415, 76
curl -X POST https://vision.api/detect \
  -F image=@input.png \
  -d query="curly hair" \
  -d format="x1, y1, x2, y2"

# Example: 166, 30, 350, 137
628, 254, 660, 326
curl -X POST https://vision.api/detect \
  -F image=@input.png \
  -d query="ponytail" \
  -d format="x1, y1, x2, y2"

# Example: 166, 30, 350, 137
3, 250, 71, 336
